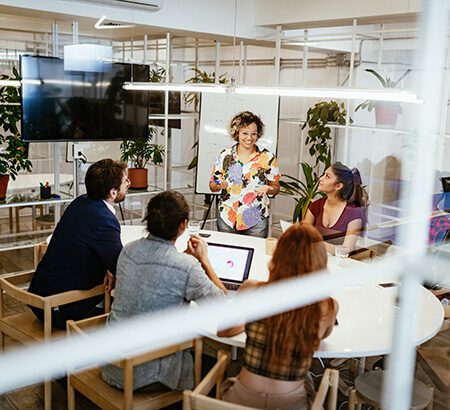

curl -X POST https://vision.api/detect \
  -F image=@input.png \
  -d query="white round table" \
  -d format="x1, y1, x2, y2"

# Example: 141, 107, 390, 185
119, 225, 444, 359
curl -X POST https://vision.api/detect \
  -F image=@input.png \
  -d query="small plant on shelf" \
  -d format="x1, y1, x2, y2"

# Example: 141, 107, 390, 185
120, 67, 165, 190
355, 68, 412, 126
0, 67, 32, 199
280, 100, 350, 222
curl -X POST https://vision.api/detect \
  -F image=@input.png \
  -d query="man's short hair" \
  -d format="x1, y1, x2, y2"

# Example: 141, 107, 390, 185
85, 159, 127, 200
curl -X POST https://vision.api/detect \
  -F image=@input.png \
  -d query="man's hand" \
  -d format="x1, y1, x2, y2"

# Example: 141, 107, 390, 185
186, 235, 208, 263
103, 271, 115, 292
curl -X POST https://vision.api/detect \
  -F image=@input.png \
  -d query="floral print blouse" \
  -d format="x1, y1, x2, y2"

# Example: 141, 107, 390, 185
211, 144, 280, 230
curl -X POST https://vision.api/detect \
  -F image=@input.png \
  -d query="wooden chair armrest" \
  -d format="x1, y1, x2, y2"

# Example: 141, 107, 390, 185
2, 271, 35, 286
0, 277, 46, 309
126, 339, 196, 367
192, 351, 229, 397
66, 314, 109, 337
48, 285, 108, 308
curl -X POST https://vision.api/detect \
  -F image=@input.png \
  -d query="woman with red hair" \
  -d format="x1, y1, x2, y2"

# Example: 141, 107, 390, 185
219, 223, 338, 409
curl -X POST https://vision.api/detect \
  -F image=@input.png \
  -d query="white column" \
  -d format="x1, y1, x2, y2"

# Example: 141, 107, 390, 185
382, 1, 449, 408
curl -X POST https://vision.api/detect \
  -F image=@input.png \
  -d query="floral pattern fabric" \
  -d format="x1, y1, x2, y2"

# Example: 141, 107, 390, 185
211, 144, 280, 230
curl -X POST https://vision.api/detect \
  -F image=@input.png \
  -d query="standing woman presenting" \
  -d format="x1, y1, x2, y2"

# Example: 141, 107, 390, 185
209, 111, 280, 238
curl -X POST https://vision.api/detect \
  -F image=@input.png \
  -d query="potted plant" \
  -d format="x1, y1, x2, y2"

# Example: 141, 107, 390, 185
280, 101, 350, 221
0, 67, 33, 199
120, 67, 166, 190
355, 68, 412, 127
120, 126, 164, 189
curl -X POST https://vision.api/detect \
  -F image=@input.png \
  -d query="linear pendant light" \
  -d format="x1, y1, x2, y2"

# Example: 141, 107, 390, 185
234, 86, 421, 104
0, 80, 21, 87
122, 82, 227, 93
123, 81, 420, 104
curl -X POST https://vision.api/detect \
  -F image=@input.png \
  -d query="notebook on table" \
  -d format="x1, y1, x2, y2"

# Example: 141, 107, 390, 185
207, 242, 254, 291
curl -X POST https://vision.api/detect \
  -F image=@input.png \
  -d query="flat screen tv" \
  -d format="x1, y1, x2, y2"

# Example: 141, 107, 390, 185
20, 55, 149, 142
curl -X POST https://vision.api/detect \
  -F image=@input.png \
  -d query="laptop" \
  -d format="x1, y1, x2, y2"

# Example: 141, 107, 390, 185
207, 242, 254, 291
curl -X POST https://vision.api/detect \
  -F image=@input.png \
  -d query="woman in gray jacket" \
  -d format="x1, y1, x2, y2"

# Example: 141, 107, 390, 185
101, 190, 226, 391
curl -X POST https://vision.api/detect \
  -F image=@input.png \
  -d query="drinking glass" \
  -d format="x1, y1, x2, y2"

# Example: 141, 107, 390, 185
188, 220, 201, 236
335, 245, 350, 267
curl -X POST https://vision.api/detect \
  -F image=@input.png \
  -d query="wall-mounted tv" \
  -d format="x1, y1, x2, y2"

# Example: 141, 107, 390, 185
20, 55, 149, 142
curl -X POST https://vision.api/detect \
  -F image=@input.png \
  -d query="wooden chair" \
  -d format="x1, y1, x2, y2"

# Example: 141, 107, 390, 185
183, 351, 340, 410
67, 314, 203, 410
348, 370, 434, 410
0, 271, 111, 410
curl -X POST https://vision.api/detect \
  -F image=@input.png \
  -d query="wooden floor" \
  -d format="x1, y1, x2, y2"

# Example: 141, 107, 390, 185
0, 214, 449, 409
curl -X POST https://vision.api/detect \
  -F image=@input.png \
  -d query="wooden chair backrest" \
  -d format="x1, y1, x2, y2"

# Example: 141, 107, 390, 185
67, 314, 202, 409
311, 368, 339, 410
184, 359, 339, 410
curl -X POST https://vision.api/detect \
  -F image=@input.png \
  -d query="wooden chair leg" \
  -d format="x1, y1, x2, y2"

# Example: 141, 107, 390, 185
67, 377, 75, 410
44, 380, 51, 410
348, 387, 357, 410
426, 387, 434, 410
15, 207, 20, 233
8, 207, 13, 232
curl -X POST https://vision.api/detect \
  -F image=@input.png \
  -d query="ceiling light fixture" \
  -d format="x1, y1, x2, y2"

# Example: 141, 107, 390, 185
94, 15, 136, 30
0, 80, 20, 87
123, 82, 228, 93
123, 81, 420, 104
234, 86, 421, 104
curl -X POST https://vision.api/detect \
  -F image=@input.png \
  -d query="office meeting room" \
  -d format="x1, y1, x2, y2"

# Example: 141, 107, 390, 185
0, 0, 449, 409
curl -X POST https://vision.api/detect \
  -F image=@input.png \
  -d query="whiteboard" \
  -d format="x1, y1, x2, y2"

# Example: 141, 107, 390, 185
196, 93, 279, 194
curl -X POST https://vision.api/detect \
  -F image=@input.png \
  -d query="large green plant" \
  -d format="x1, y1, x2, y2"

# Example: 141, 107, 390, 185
120, 67, 165, 168
355, 68, 411, 112
280, 101, 350, 222
0, 67, 32, 179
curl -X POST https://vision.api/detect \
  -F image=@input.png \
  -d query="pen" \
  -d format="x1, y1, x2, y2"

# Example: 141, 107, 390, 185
45, 181, 49, 187
39, 182, 44, 187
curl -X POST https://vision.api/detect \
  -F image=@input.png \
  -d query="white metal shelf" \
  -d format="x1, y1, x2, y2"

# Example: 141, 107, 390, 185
279, 118, 412, 135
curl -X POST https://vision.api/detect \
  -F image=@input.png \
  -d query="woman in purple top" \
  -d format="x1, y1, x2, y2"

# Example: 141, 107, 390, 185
304, 162, 367, 254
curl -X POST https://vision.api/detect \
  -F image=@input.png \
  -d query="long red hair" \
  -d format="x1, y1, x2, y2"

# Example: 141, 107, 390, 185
264, 223, 333, 365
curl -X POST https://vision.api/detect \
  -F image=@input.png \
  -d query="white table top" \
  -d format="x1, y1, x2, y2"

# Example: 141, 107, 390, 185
119, 225, 444, 358
8, 173, 73, 192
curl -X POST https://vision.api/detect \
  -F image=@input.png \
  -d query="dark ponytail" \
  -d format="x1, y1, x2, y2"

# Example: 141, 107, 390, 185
331, 162, 368, 208
144, 191, 190, 240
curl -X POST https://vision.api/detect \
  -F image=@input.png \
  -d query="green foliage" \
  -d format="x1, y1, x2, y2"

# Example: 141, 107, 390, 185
279, 163, 324, 222
184, 68, 228, 111
281, 101, 350, 222
120, 67, 165, 169
120, 126, 164, 168
0, 67, 32, 179
302, 100, 350, 168
355, 68, 412, 112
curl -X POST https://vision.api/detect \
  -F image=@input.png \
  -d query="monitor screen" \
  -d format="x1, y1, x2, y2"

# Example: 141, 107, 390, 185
206, 242, 253, 283
20, 55, 149, 142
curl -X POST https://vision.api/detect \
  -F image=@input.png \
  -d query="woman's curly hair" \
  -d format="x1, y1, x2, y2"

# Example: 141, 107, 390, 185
229, 111, 265, 142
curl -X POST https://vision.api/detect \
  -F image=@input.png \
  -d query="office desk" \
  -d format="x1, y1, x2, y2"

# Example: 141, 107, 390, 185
119, 226, 444, 358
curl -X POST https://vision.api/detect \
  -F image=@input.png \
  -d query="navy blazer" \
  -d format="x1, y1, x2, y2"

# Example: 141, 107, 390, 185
29, 195, 122, 320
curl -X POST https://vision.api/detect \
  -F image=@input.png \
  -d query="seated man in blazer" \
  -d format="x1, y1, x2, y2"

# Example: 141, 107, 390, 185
29, 158, 130, 328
